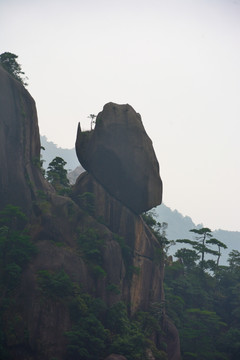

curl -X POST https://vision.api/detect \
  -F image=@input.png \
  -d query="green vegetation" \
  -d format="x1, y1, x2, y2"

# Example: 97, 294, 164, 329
35, 264, 168, 360
106, 283, 121, 294
143, 211, 240, 359
142, 212, 174, 261
37, 269, 73, 299
77, 228, 105, 263
176, 227, 227, 271
46, 156, 70, 195
77, 228, 106, 279
0, 52, 28, 86
1, 199, 239, 360
165, 231, 240, 359
33, 146, 46, 176
113, 234, 138, 280
0, 205, 37, 358
34, 190, 51, 214
66, 289, 167, 360
0, 205, 37, 292
77, 192, 95, 215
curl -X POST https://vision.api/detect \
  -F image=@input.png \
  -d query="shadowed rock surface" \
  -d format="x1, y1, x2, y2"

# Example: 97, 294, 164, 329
76, 102, 163, 214
0, 65, 51, 215
104, 355, 127, 360
73, 172, 164, 313
0, 67, 180, 360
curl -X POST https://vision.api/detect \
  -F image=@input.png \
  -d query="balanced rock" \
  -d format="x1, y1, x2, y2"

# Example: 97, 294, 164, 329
76, 102, 162, 214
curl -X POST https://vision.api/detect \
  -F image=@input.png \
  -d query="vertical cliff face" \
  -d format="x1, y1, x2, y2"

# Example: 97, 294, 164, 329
72, 172, 180, 360
73, 172, 164, 313
0, 65, 50, 214
0, 67, 180, 360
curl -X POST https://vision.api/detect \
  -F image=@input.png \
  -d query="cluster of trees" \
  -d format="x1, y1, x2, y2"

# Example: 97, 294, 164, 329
45, 156, 70, 194
165, 229, 240, 359
144, 211, 240, 360
0, 205, 37, 358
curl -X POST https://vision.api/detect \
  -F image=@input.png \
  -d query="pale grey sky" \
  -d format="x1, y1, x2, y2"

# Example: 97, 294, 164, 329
1, 0, 240, 231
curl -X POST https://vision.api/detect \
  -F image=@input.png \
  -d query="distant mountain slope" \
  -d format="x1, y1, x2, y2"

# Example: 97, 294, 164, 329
40, 135, 80, 171
67, 166, 84, 184
154, 203, 203, 240
154, 204, 240, 265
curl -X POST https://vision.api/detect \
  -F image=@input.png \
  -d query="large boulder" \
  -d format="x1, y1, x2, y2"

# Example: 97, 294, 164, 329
76, 102, 162, 214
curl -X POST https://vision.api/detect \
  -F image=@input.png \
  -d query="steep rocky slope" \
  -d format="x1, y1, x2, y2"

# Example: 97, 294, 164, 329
0, 65, 180, 360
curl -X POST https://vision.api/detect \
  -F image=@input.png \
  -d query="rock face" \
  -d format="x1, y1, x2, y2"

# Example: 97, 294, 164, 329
0, 65, 50, 215
0, 67, 180, 360
104, 355, 127, 360
76, 102, 163, 214
73, 172, 164, 313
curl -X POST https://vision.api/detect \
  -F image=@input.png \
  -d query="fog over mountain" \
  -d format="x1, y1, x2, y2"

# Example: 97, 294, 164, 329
40, 135, 80, 171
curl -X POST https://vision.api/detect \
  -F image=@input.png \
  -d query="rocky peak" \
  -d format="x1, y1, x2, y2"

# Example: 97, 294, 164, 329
76, 102, 163, 214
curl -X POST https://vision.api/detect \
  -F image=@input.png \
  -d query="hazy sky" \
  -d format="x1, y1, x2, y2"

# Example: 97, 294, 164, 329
1, 0, 240, 231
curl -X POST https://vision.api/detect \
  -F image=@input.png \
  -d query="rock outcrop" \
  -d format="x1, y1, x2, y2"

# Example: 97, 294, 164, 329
76, 102, 163, 214
73, 172, 164, 313
0, 67, 180, 360
0, 65, 51, 215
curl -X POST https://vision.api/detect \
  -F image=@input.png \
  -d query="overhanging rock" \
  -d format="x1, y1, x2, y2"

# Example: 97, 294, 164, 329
75, 102, 162, 214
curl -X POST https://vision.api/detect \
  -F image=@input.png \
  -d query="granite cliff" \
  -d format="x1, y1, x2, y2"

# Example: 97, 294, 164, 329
76, 102, 162, 214
0, 65, 180, 360
0, 66, 51, 215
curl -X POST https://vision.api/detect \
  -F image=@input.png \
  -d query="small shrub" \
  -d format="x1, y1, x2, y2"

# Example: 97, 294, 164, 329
77, 228, 105, 265
90, 265, 106, 279
106, 283, 121, 295
0, 205, 37, 291
37, 269, 73, 299
78, 192, 95, 215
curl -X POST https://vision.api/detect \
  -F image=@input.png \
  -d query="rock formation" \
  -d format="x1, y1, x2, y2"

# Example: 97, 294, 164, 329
73, 172, 164, 313
0, 65, 180, 360
104, 355, 127, 360
75, 102, 163, 214
0, 65, 51, 215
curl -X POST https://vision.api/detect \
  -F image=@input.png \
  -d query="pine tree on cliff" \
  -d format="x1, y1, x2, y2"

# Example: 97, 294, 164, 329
46, 156, 70, 194
0, 52, 28, 86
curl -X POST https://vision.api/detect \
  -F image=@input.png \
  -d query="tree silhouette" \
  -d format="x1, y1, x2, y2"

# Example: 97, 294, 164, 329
0, 52, 28, 86
88, 114, 96, 130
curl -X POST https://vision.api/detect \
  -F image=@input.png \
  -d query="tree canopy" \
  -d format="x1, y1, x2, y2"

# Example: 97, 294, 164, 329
0, 52, 28, 86
46, 156, 70, 194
